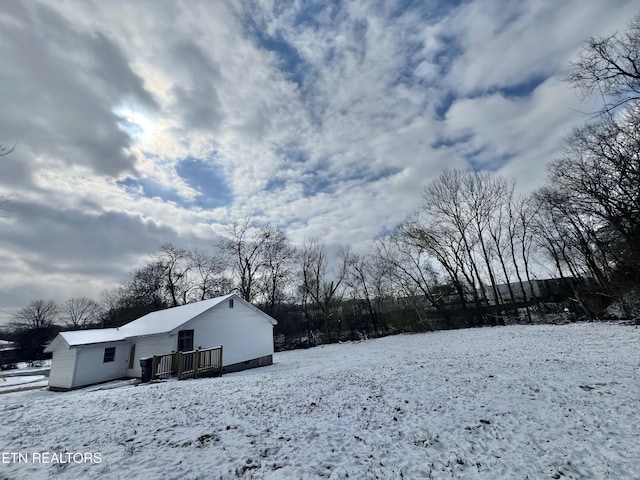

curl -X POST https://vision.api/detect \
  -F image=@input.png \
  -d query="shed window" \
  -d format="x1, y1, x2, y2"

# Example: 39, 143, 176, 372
229, 298, 234, 308
103, 347, 116, 363
177, 329, 194, 352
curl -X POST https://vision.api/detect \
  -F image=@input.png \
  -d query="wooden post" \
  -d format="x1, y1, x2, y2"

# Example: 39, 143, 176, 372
194, 348, 201, 379
218, 345, 223, 377
151, 355, 159, 380
177, 352, 184, 380
172, 352, 178, 376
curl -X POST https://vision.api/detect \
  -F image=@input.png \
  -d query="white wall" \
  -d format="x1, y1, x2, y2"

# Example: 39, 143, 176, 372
48, 347, 77, 390
126, 334, 173, 378
187, 299, 274, 366
72, 341, 128, 388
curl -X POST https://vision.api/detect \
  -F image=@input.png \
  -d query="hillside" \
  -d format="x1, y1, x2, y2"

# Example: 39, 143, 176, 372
1, 323, 639, 479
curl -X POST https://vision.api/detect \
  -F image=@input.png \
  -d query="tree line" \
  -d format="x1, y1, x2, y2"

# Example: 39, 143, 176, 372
3, 14, 639, 359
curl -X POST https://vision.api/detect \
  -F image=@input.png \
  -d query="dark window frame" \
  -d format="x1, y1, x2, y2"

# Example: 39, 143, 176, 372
103, 346, 116, 363
177, 329, 194, 352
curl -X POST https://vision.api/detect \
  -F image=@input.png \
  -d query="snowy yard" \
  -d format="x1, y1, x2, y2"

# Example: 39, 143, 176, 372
1, 323, 639, 479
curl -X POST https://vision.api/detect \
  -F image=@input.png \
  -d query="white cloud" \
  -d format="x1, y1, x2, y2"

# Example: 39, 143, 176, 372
0, 0, 638, 309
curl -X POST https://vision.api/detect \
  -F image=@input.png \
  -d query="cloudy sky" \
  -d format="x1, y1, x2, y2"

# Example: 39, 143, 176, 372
0, 0, 638, 322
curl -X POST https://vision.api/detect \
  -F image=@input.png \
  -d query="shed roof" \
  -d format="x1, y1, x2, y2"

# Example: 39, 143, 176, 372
46, 293, 276, 351
58, 329, 127, 348
120, 294, 234, 337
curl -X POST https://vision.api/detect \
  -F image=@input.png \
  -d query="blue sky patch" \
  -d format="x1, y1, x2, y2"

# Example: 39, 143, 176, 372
432, 34, 464, 77
116, 157, 234, 210
266, 177, 287, 191
292, 1, 342, 30
466, 149, 514, 172
275, 142, 310, 164
297, 162, 401, 198
343, 165, 402, 184
434, 91, 456, 120
175, 157, 233, 209
431, 132, 473, 149
492, 74, 548, 99
242, 3, 310, 88
302, 169, 334, 197
385, 0, 470, 22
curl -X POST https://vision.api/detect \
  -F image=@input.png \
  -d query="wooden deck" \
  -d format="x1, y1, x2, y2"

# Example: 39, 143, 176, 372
149, 346, 223, 381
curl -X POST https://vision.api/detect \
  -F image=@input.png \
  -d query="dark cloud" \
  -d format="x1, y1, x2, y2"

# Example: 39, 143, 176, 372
0, 2, 157, 180
0, 200, 177, 276
0, 199, 175, 311
0, 149, 33, 188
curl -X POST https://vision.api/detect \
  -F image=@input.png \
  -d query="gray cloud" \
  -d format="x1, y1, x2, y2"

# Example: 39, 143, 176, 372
1, 200, 173, 273
0, 2, 156, 180
168, 42, 225, 132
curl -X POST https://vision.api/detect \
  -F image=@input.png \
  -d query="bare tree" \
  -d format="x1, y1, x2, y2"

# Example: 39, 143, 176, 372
259, 225, 295, 316
62, 297, 103, 329
99, 265, 167, 328
567, 13, 640, 114
376, 233, 449, 328
465, 172, 512, 313
542, 106, 640, 295
299, 240, 351, 343
188, 249, 231, 301
154, 243, 193, 306
101, 243, 234, 327
395, 169, 539, 324
506, 196, 539, 321
345, 252, 383, 334
531, 12, 640, 320
122, 262, 168, 313
11, 300, 58, 358
532, 188, 615, 318
397, 217, 472, 319
419, 170, 504, 314
220, 216, 270, 302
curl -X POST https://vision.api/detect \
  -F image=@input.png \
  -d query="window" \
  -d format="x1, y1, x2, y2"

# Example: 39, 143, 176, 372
103, 347, 116, 363
229, 298, 234, 308
177, 330, 194, 352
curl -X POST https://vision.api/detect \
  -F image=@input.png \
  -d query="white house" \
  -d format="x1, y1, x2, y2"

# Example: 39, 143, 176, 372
45, 294, 277, 391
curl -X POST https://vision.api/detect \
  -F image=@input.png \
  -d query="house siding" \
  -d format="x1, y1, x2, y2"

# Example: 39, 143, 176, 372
48, 347, 77, 390
187, 301, 274, 367
71, 341, 128, 388
126, 334, 173, 378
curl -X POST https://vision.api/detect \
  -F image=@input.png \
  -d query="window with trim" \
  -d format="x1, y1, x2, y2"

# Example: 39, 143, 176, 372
103, 347, 116, 363
177, 329, 194, 352
229, 298, 234, 308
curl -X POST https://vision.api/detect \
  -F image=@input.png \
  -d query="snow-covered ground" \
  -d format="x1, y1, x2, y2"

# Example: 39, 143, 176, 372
1, 323, 639, 479
0, 375, 47, 388
0, 361, 50, 394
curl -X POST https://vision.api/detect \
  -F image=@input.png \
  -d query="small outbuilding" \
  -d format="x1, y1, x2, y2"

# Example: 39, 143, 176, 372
45, 294, 277, 391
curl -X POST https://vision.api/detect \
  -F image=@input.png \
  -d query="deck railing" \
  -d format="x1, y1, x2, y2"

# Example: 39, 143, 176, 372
151, 352, 177, 379
149, 346, 223, 381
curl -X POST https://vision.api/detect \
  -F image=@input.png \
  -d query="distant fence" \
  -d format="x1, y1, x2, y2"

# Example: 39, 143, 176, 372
150, 346, 223, 381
